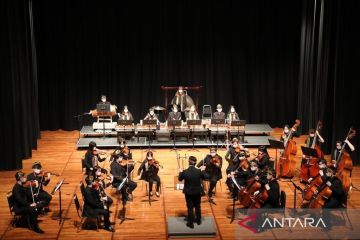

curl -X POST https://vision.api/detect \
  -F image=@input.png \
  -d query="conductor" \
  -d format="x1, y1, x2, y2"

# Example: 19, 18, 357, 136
178, 156, 205, 229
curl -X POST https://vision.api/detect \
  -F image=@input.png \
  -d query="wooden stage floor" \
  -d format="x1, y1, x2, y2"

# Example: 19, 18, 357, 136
1, 129, 360, 240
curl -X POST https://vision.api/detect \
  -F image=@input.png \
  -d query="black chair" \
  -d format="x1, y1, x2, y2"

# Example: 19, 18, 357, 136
202, 105, 212, 119
74, 183, 100, 232
280, 190, 286, 208
6, 191, 31, 230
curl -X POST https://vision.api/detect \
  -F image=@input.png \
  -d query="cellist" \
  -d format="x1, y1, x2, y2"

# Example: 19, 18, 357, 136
259, 168, 280, 208
332, 139, 355, 168
321, 166, 346, 208
253, 146, 270, 170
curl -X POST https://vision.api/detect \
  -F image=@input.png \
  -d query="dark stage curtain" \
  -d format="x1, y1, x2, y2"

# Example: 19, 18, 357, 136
297, 0, 360, 163
32, 0, 302, 130
0, 0, 40, 170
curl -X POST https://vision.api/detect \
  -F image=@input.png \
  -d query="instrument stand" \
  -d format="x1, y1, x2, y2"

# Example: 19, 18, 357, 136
290, 180, 303, 208
51, 179, 68, 225
168, 120, 182, 152
187, 120, 201, 152
143, 119, 157, 152
268, 139, 285, 179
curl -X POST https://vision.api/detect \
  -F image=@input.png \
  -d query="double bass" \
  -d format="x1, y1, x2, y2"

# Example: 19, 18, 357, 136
279, 119, 300, 178
300, 121, 323, 182
336, 128, 356, 193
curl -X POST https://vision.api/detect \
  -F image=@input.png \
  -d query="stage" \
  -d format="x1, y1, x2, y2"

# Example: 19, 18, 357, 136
76, 123, 273, 148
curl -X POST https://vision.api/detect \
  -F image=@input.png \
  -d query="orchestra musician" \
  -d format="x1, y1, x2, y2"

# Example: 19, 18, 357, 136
321, 166, 346, 208
137, 151, 161, 197
253, 146, 271, 170
112, 138, 132, 160
226, 105, 239, 123
178, 156, 205, 229
144, 108, 158, 121
171, 86, 195, 112
167, 104, 182, 121
279, 124, 299, 142
307, 158, 328, 183
196, 148, 222, 198
185, 105, 199, 120
85, 173, 113, 209
110, 154, 137, 200
27, 162, 52, 209
12, 171, 44, 233
225, 138, 249, 174
259, 168, 280, 208
84, 141, 107, 176
305, 128, 325, 147
83, 181, 115, 232
332, 139, 355, 168
213, 104, 225, 119
118, 105, 134, 121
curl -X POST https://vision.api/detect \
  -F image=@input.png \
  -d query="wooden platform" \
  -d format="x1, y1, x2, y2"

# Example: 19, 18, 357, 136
1, 129, 360, 240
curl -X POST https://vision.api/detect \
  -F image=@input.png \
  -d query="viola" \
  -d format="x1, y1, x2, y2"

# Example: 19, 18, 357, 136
279, 119, 300, 178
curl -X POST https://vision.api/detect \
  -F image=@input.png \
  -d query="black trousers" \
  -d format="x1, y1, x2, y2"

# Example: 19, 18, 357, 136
35, 190, 52, 206
145, 176, 161, 192
14, 207, 39, 228
93, 208, 111, 227
185, 194, 201, 225
112, 180, 137, 193
204, 174, 219, 197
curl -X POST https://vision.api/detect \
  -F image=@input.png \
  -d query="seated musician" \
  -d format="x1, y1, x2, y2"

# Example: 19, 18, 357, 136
185, 105, 199, 120
137, 151, 161, 197
144, 108, 158, 121
226, 105, 239, 123
89, 94, 113, 114
254, 146, 271, 170
167, 104, 182, 121
118, 105, 134, 121
85, 173, 113, 209
322, 166, 346, 208
27, 162, 52, 209
279, 124, 299, 142
213, 104, 225, 119
259, 168, 280, 208
114, 138, 132, 160
83, 180, 115, 232
307, 158, 328, 183
225, 138, 249, 174
12, 171, 44, 233
171, 86, 195, 112
196, 148, 222, 198
110, 154, 137, 200
234, 160, 266, 188
332, 139, 355, 168
84, 141, 107, 176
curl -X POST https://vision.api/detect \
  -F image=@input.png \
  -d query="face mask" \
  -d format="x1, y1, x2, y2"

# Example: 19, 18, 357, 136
336, 145, 341, 150
217, 108, 222, 113
173, 109, 178, 113
117, 158, 123, 163
233, 144, 238, 148
267, 174, 272, 180
101, 98, 106, 102
96, 171, 101, 176
34, 169, 41, 174
178, 90, 183, 94
250, 166, 257, 171
147, 156, 153, 160
284, 129, 289, 134
190, 107, 195, 112
319, 164, 326, 169
310, 134, 315, 138
210, 153, 216, 157
120, 144, 125, 148
124, 109, 128, 113
150, 111, 154, 116
20, 177, 27, 183
326, 173, 332, 178
231, 108, 235, 113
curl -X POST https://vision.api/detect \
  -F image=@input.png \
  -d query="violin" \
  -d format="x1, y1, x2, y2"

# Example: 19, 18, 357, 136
37, 170, 60, 177
119, 159, 135, 167
22, 180, 38, 188
210, 155, 221, 166
279, 119, 300, 178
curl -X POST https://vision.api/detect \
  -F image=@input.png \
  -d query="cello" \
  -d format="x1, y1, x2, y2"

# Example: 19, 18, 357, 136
302, 173, 324, 201
238, 170, 265, 207
279, 119, 300, 178
336, 128, 356, 193
309, 179, 332, 208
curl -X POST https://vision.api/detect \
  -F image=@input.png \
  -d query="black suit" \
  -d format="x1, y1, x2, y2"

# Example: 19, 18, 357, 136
178, 166, 205, 225
110, 161, 137, 193
82, 186, 111, 227
27, 173, 52, 206
167, 111, 182, 121
197, 154, 222, 197
84, 151, 107, 175
137, 160, 161, 192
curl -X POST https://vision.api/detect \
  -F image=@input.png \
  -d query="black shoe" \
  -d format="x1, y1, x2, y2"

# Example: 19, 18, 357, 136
196, 220, 202, 225
33, 226, 44, 234
105, 226, 115, 232
186, 223, 194, 229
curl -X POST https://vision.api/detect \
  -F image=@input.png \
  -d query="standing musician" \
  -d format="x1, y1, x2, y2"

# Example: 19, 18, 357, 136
332, 139, 355, 168
253, 146, 271, 170
305, 128, 325, 148
12, 171, 44, 233
137, 151, 161, 197
27, 162, 52, 209
84, 141, 108, 176
213, 104, 225, 119
144, 108, 159, 121
178, 156, 205, 228
171, 86, 195, 112
185, 105, 199, 120
196, 148, 222, 198
321, 166, 346, 208
226, 105, 240, 123
279, 124, 299, 142
83, 181, 115, 232
167, 104, 182, 121
110, 154, 137, 200
118, 105, 134, 121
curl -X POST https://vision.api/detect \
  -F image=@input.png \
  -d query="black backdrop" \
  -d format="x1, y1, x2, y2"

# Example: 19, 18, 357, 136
1, 0, 359, 170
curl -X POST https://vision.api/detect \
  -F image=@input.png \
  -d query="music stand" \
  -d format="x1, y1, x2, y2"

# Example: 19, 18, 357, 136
301, 146, 319, 158
187, 119, 201, 151
268, 139, 285, 178
168, 120, 182, 151
211, 118, 225, 149
97, 103, 111, 138
231, 120, 246, 143
117, 178, 135, 223
143, 119, 157, 150
117, 119, 133, 140
51, 179, 67, 224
